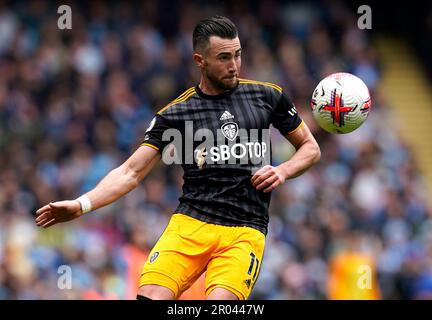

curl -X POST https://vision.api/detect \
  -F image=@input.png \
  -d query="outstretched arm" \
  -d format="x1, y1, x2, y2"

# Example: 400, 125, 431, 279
35, 145, 161, 228
251, 121, 321, 192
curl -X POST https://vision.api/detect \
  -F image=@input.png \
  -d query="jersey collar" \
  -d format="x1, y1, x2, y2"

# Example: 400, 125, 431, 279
195, 81, 239, 100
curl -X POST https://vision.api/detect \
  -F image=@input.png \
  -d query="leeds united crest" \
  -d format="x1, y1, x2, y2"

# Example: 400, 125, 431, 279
221, 122, 238, 141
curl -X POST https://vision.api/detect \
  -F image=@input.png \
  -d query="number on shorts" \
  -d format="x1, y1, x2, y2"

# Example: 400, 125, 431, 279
247, 252, 260, 280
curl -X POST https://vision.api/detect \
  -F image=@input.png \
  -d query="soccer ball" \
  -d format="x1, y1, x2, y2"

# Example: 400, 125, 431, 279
310, 72, 371, 134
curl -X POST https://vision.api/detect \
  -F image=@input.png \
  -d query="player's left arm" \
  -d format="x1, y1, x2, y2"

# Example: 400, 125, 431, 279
251, 121, 321, 193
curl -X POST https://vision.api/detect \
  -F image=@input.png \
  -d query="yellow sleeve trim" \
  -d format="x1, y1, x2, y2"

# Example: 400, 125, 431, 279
140, 143, 160, 151
286, 119, 304, 135
239, 78, 282, 93
157, 87, 196, 115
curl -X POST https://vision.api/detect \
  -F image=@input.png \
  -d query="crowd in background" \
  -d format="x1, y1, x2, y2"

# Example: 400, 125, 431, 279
0, 0, 431, 299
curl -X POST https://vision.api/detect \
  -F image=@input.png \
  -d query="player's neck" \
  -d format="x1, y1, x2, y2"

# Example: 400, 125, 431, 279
198, 78, 230, 96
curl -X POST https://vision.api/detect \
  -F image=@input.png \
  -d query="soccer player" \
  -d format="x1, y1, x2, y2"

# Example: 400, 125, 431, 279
35, 16, 321, 300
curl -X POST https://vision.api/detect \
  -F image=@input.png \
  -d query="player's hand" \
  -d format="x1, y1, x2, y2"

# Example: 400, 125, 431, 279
35, 200, 83, 228
251, 165, 286, 193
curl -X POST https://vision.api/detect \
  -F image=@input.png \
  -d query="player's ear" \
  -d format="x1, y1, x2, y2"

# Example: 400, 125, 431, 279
193, 52, 205, 68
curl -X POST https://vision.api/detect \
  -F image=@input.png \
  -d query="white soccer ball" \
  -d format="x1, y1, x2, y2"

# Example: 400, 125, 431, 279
310, 72, 371, 134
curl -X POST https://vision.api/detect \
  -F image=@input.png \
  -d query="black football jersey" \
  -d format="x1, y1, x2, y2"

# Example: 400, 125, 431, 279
143, 79, 303, 235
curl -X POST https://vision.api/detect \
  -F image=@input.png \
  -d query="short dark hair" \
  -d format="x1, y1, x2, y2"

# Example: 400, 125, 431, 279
192, 16, 238, 52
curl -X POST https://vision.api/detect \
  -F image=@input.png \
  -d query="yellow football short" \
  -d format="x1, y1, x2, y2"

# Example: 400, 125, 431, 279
139, 213, 265, 300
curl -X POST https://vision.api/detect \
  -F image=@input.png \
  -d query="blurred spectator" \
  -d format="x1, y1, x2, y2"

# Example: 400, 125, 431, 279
327, 232, 381, 299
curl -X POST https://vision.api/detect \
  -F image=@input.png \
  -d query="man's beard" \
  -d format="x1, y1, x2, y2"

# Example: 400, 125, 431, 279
205, 69, 238, 91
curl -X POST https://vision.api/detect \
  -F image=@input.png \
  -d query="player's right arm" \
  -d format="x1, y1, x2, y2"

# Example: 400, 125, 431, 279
35, 145, 161, 228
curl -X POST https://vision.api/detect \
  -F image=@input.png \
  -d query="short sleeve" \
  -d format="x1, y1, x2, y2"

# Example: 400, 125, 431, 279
141, 114, 173, 152
271, 92, 303, 136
